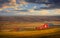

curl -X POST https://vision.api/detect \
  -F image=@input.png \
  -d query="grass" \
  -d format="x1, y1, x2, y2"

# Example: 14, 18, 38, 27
0, 28, 60, 38
0, 22, 60, 38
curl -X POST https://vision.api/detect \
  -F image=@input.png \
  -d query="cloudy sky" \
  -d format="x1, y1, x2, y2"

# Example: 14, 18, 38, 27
0, 0, 60, 16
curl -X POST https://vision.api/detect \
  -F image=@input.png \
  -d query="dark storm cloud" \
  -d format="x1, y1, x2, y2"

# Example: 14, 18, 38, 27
25, 0, 60, 4
0, 0, 10, 7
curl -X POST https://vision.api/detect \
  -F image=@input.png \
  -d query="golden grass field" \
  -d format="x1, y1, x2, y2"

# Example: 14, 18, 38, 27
0, 22, 60, 38
0, 20, 60, 38
0, 28, 60, 38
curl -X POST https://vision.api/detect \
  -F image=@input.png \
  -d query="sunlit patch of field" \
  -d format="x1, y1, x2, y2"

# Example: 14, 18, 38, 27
0, 21, 60, 27
0, 22, 44, 27
0, 28, 60, 38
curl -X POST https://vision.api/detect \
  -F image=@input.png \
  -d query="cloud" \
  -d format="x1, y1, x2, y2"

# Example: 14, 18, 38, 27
0, 0, 10, 4
0, 0, 11, 7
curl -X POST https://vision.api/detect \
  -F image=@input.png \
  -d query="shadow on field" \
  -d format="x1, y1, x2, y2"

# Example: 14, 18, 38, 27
0, 34, 60, 38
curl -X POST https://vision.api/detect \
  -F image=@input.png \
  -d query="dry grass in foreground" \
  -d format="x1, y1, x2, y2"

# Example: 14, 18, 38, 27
0, 28, 60, 38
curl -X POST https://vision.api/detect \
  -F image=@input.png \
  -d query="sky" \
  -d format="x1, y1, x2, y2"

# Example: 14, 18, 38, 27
0, 0, 60, 16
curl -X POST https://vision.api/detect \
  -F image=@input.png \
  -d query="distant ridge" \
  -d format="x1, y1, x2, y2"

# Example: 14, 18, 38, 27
0, 16, 60, 22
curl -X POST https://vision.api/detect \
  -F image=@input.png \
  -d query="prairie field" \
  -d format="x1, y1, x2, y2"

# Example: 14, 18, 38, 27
0, 16, 60, 38
0, 28, 60, 38
0, 21, 60, 38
